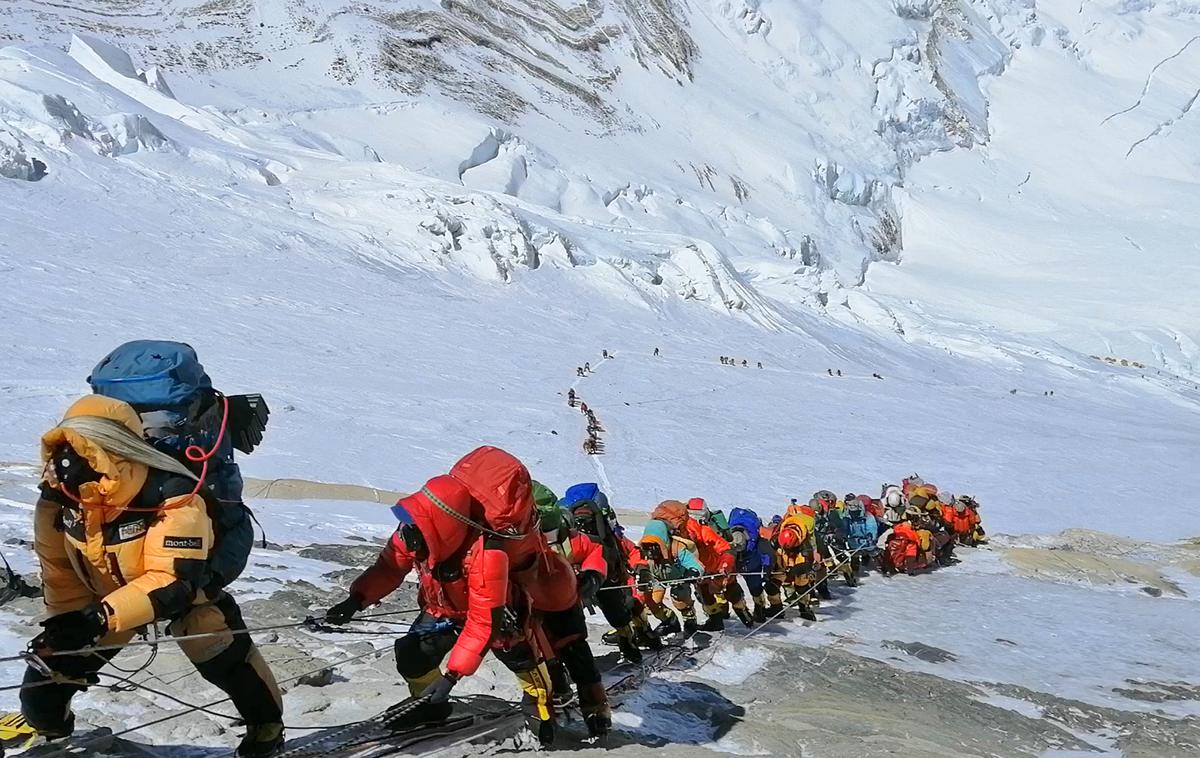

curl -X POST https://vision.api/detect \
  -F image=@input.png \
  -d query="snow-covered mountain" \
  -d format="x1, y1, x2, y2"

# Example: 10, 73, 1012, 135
1, 1, 1199, 756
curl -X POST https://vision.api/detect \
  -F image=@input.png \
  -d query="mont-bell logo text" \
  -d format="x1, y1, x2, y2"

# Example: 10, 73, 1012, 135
163, 536, 203, 550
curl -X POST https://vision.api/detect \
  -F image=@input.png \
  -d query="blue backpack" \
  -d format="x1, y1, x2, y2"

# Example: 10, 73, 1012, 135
560, 483, 609, 513
88, 341, 263, 588
728, 507, 762, 552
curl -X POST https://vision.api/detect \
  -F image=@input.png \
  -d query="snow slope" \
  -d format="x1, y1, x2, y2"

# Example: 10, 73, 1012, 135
1, 0, 1199, 755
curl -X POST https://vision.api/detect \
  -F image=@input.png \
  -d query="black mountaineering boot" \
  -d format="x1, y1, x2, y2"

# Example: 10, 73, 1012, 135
636, 625, 664, 651
734, 606, 755, 628
654, 615, 681, 638
616, 634, 643, 664
682, 618, 699, 637
237, 723, 285, 757
585, 712, 612, 739
699, 614, 725, 632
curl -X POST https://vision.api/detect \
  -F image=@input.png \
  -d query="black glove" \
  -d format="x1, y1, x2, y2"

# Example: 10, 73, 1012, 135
33, 605, 107, 653
683, 568, 701, 580
324, 594, 364, 624
421, 672, 458, 704
577, 571, 602, 606
636, 568, 652, 588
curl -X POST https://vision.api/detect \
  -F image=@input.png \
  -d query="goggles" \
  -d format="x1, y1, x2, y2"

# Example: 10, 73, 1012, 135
391, 502, 428, 560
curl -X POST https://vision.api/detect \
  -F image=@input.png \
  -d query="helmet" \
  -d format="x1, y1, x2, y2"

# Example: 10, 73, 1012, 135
843, 493, 856, 504
883, 486, 903, 508
777, 527, 801, 550
729, 527, 749, 553
687, 497, 711, 524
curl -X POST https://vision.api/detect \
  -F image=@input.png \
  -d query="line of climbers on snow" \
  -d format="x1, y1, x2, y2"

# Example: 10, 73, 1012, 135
7, 341, 988, 757
720, 356, 763, 368
318, 474, 988, 748
566, 389, 605, 456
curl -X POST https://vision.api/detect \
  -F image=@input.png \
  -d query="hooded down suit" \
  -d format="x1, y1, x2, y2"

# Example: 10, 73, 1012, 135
346, 447, 608, 738
23, 396, 282, 750
653, 499, 735, 623
770, 511, 820, 615
727, 507, 778, 622
634, 517, 704, 629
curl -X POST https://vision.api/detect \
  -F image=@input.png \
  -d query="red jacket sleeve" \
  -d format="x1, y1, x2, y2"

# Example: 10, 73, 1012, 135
622, 537, 644, 569
571, 533, 608, 580
447, 540, 510, 678
349, 530, 415, 605
700, 523, 731, 556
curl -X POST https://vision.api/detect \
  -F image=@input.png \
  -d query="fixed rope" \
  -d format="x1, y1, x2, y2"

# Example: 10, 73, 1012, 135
0, 607, 423, 665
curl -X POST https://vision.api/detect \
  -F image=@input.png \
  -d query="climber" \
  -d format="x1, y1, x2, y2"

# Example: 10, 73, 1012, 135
839, 497, 881, 572
557, 483, 656, 662
326, 447, 610, 743
727, 508, 776, 624
634, 515, 704, 637
881, 484, 906, 523
877, 513, 926, 576
962, 495, 987, 545
653, 499, 735, 631
768, 510, 818, 621
567, 389, 576, 407
808, 492, 839, 600
908, 494, 955, 566
22, 396, 284, 756
653, 347, 660, 357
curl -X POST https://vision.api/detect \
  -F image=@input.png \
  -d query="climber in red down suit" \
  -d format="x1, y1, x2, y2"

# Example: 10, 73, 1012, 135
324, 446, 611, 745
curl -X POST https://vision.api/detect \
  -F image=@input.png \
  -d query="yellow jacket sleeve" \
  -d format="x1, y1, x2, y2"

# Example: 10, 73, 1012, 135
33, 496, 94, 616
103, 494, 215, 632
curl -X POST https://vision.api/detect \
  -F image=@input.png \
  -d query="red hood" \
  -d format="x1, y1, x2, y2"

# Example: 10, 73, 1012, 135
399, 475, 474, 564
449, 445, 535, 534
